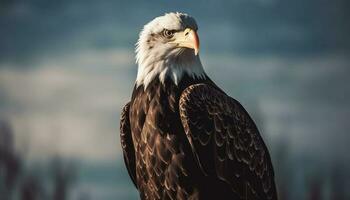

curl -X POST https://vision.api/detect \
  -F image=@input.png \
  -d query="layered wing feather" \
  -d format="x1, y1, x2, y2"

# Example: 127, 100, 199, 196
179, 84, 277, 200
120, 102, 137, 188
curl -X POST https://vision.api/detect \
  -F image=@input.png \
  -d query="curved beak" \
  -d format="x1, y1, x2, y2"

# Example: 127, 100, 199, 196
170, 28, 200, 55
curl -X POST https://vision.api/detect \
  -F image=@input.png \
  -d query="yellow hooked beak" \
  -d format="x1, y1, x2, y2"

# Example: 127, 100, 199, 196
170, 28, 200, 55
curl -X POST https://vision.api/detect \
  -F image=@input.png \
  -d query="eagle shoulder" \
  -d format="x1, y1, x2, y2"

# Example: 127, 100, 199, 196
179, 83, 278, 200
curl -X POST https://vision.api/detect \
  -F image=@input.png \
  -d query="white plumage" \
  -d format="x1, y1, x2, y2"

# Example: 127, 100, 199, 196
135, 12, 205, 88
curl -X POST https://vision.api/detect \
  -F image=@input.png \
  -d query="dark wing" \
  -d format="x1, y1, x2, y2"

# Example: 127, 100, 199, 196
120, 102, 137, 188
179, 84, 277, 200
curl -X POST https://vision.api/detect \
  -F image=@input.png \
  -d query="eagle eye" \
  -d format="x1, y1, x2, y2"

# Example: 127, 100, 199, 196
162, 29, 175, 38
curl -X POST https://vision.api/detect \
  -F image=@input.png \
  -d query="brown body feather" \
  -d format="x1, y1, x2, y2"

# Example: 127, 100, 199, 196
120, 75, 277, 200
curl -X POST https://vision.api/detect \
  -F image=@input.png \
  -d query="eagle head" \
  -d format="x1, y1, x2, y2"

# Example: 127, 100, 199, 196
135, 12, 206, 88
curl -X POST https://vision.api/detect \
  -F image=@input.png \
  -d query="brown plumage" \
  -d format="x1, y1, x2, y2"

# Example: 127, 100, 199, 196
120, 75, 277, 200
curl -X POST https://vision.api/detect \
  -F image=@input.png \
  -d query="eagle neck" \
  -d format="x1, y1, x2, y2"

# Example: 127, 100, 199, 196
135, 54, 206, 90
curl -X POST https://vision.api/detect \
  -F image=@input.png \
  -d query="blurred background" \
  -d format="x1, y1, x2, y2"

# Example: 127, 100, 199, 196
0, 0, 349, 199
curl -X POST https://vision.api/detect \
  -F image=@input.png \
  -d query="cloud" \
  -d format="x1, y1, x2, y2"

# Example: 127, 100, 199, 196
0, 48, 135, 162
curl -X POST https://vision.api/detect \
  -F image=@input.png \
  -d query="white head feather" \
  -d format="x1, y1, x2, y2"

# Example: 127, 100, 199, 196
135, 12, 206, 88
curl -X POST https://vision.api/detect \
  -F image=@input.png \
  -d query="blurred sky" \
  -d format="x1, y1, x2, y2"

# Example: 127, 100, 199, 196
0, 0, 350, 199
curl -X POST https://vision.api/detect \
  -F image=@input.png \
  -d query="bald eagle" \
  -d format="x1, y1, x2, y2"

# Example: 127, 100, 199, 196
120, 12, 277, 200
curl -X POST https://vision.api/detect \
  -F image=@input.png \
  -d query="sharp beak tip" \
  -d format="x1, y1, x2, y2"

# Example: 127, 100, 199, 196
194, 49, 199, 56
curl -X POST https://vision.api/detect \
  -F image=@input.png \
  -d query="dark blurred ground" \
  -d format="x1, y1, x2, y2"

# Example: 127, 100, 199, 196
0, 0, 349, 199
